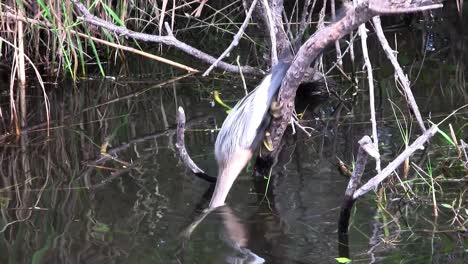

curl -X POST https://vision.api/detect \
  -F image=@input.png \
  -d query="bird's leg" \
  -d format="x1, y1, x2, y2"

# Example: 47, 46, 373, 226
262, 131, 274, 152
261, 100, 283, 154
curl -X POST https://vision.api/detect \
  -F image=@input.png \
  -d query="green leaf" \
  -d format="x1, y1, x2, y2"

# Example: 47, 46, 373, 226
429, 121, 456, 146
335, 257, 352, 263
75, 33, 86, 76
440, 203, 453, 209
37, 0, 51, 20
212, 90, 233, 111
85, 29, 105, 77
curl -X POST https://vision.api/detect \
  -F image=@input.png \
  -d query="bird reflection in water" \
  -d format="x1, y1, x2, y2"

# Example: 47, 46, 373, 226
177, 205, 264, 264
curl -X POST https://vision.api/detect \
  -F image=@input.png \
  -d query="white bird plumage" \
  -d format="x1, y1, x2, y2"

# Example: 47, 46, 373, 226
210, 62, 290, 208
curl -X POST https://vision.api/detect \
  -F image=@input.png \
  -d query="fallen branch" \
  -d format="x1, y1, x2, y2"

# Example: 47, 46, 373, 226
71, 0, 264, 75
338, 105, 466, 258
338, 126, 438, 257
353, 125, 438, 200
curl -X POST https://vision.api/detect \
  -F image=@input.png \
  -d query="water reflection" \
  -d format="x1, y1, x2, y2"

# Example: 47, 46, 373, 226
0, 63, 466, 264
178, 205, 264, 264
1, 11, 467, 264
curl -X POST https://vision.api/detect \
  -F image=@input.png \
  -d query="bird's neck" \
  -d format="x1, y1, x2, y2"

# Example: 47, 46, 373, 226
209, 149, 253, 208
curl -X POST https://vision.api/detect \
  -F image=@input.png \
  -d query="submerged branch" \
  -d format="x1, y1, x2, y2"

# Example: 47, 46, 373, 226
338, 136, 373, 257
176, 107, 216, 183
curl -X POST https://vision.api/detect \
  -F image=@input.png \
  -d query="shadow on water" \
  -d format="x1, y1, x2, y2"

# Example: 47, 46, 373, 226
1, 8, 467, 264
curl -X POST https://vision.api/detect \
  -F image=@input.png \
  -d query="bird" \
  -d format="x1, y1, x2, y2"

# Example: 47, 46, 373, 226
209, 62, 290, 208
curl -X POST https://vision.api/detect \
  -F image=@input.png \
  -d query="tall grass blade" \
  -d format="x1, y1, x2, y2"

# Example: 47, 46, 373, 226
102, 2, 126, 27
85, 29, 105, 77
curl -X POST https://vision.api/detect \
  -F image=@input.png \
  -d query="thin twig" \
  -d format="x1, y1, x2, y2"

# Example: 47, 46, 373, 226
235, 56, 249, 96
297, 0, 312, 39
372, 16, 426, 132
368, 1, 443, 14
202, 0, 259, 76
85, 31, 199, 73
261, 0, 278, 64
81, 73, 195, 111
0, 35, 50, 135
331, 0, 343, 68
358, 22, 381, 172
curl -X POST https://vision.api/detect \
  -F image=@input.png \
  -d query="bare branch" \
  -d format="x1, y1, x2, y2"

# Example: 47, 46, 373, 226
353, 125, 438, 200
345, 136, 373, 198
261, 0, 278, 64
372, 16, 427, 132
267, 0, 443, 155
368, 0, 443, 13
357, 17, 381, 172
3, 10, 198, 73
243, 0, 290, 56
268, 1, 378, 151
332, 0, 343, 67
338, 136, 372, 257
71, 0, 263, 75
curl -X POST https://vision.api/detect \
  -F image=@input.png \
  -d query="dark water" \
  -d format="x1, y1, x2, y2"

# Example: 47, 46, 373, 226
1, 8, 467, 264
